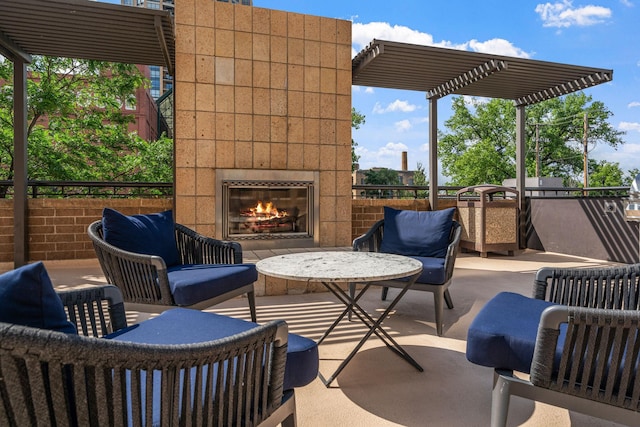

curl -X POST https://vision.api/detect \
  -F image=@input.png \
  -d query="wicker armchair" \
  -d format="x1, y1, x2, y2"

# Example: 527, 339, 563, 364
353, 219, 462, 336
88, 220, 257, 321
0, 285, 295, 427
467, 263, 640, 426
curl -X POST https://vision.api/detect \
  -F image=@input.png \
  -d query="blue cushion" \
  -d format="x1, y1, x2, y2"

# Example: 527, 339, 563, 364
102, 208, 180, 267
411, 256, 446, 284
167, 264, 258, 306
0, 262, 76, 334
466, 292, 565, 374
106, 308, 319, 390
380, 207, 455, 258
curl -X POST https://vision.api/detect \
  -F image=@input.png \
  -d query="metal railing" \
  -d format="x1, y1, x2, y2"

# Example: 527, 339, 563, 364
0, 181, 173, 198
351, 184, 631, 199
0, 181, 631, 200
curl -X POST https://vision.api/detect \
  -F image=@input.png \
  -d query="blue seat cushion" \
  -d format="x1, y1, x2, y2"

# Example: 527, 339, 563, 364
106, 308, 319, 390
466, 292, 565, 374
102, 208, 180, 267
411, 256, 446, 285
380, 206, 455, 258
167, 263, 258, 306
0, 262, 76, 334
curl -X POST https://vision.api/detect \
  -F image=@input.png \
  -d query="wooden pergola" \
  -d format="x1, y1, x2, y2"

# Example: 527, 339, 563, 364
0, 0, 175, 267
352, 39, 613, 211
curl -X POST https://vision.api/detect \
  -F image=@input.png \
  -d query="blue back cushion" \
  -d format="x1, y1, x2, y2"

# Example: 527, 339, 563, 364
380, 207, 455, 258
0, 262, 76, 334
102, 208, 180, 267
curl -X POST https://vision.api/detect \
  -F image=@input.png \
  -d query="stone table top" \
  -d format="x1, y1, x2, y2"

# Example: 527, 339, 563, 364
255, 251, 422, 283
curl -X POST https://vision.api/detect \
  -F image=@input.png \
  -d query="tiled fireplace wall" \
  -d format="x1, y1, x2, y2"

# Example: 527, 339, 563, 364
174, 0, 353, 247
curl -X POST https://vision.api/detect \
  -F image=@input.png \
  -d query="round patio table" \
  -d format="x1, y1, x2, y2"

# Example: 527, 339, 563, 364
256, 251, 423, 387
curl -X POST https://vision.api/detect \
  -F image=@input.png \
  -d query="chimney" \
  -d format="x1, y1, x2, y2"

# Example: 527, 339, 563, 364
401, 151, 408, 171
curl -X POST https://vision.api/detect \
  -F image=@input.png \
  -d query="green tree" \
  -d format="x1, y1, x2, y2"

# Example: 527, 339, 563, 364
626, 168, 640, 186
413, 161, 429, 198
364, 167, 399, 198
351, 107, 365, 172
439, 93, 625, 187
0, 56, 173, 197
589, 160, 624, 187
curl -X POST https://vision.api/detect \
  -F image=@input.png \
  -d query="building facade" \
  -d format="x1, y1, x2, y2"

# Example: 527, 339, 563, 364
121, 0, 176, 99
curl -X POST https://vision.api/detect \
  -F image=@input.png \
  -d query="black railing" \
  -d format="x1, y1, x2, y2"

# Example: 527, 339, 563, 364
0, 181, 173, 198
0, 181, 631, 200
351, 185, 631, 199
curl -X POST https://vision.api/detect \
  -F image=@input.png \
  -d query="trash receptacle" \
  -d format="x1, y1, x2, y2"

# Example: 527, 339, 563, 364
456, 185, 519, 257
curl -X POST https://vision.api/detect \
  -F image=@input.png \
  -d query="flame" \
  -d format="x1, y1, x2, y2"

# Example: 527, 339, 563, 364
248, 201, 287, 218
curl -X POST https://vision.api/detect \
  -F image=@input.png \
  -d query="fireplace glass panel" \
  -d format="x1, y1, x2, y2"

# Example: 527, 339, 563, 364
225, 184, 311, 239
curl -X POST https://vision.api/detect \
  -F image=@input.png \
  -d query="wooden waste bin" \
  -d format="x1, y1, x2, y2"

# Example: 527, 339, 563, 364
456, 185, 519, 257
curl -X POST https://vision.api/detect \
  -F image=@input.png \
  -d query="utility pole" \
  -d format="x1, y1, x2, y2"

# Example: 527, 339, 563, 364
583, 113, 588, 194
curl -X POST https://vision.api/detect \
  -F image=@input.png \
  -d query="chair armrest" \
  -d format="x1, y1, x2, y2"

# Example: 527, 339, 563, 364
88, 221, 174, 305
175, 223, 243, 264
533, 263, 640, 310
530, 305, 640, 410
0, 319, 289, 426
443, 221, 462, 280
353, 219, 385, 252
57, 285, 128, 336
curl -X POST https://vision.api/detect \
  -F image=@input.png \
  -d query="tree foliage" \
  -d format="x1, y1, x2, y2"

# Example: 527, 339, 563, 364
364, 167, 399, 198
588, 160, 624, 188
0, 56, 173, 196
439, 93, 625, 187
351, 107, 365, 172
413, 161, 429, 198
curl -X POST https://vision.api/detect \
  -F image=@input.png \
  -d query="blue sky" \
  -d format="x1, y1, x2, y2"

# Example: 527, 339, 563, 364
254, 0, 640, 181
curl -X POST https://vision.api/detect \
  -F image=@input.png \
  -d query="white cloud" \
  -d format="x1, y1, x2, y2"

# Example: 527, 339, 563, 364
464, 39, 532, 58
351, 22, 532, 58
372, 99, 418, 114
620, 0, 633, 6
535, 1, 612, 28
365, 87, 375, 94
395, 120, 412, 132
619, 121, 640, 132
355, 142, 410, 170
629, 101, 640, 108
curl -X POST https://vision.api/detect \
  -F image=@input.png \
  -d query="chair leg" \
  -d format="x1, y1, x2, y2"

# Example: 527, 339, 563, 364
491, 370, 511, 427
434, 289, 445, 337
248, 290, 257, 323
444, 288, 454, 309
381, 286, 389, 301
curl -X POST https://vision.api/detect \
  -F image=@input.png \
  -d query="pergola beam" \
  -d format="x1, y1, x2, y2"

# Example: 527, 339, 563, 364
0, 29, 32, 63
514, 71, 613, 106
426, 59, 508, 100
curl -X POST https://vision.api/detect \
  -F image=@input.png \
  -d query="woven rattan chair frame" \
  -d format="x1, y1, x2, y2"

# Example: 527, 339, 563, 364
490, 263, 640, 427
352, 219, 462, 336
0, 314, 291, 427
57, 284, 127, 337
88, 221, 257, 321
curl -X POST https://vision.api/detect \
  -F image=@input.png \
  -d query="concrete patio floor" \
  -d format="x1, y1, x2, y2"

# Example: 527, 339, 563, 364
9, 249, 632, 427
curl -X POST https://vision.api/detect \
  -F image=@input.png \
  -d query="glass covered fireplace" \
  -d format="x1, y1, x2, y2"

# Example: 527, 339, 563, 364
216, 170, 319, 249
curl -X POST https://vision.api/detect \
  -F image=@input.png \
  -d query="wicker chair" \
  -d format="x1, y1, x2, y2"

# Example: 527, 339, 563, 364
467, 264, 640, 426
0, 285, 296, 427
352, 219, 462, 336
88, 220, 257, 321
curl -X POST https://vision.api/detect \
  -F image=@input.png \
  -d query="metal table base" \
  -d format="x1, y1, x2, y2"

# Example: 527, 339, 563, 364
316, 272, 424, 387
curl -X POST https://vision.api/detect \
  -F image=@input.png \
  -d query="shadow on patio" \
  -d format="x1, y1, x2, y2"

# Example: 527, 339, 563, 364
27, 250, 628, 427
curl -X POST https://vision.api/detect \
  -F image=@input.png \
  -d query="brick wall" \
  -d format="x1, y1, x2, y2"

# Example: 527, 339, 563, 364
0, 198, 172, 263
1, 197, 461, 263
